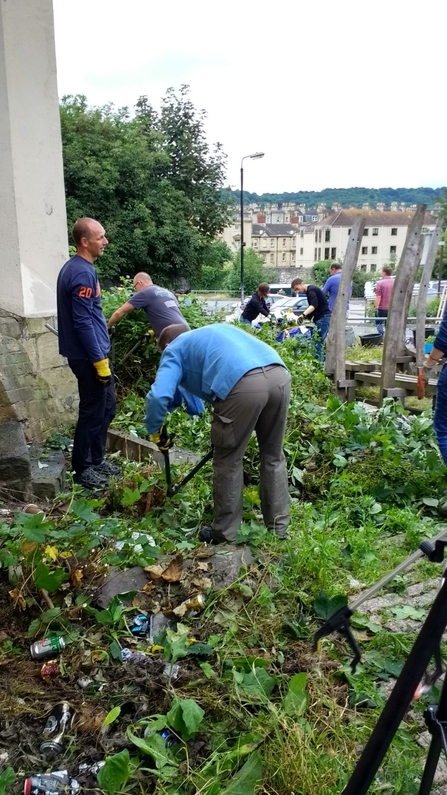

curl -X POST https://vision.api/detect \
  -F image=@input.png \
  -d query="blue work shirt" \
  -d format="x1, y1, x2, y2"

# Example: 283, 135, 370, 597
144, 324, 286, 433
434, 301, 447, 353
322, 272, 352, 312
56, 256, 110, 362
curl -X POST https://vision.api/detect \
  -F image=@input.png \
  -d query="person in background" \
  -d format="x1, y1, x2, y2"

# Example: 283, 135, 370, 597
322, 262, 352, 312
107, 272, 187, 336
56, 218, 119, 490
423, 304, 447, 467
290, 278, 331, 362
374, 266, 394, 336
107, 271, 204, 419
144, 323, 291, 544
241, 282, 270, 325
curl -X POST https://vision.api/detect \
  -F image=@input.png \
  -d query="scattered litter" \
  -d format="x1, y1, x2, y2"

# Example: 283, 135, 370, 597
40, 660, 60, 680
24, 770, 80, 795
77, 677, 93, 690
30, 637, 66, 660
23, 503, 45, 515
40, 702, 74, 756
144, 727, 178, 748
115, 531, 156, 553
162, 662, 180, 681
121, 648, 148, 664
173, 592, 206, 618
130, 614, 149, 637
37, 461, 49, 469
77, 761, 105, 776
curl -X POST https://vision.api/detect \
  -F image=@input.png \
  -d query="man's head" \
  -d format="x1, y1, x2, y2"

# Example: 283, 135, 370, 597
72, 218, 108, 262
157, 323, 190, 352
133, 272, 153, 292
291, 278, 306, 293
330, 263, 342, 275
382, 266, 392, 277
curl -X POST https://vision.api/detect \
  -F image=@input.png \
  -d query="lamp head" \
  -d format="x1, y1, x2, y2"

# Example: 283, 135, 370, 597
250, 152, 265, 160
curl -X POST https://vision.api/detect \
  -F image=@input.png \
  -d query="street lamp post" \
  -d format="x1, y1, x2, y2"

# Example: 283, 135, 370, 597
240, 152, 265, 305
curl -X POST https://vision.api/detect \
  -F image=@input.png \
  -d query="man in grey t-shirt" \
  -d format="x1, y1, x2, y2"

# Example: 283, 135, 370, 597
107, 272, 188, 337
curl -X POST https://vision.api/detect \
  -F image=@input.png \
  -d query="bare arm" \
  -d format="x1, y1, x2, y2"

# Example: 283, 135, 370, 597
302, 305, 316, 318
107, 301, 134, 329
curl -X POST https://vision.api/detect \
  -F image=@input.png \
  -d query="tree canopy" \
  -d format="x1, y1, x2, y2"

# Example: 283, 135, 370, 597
227, 186, 445, 209
60, 86, 231, 286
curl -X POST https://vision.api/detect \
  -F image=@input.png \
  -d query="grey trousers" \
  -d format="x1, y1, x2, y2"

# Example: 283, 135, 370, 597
211, 364, 291, 541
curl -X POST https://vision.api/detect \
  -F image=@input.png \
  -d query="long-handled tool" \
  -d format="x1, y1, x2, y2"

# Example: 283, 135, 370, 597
119, 331, 155, 365
162, 446, 213, 498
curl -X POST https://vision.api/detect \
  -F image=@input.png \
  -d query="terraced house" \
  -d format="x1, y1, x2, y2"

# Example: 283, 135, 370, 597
296, 208, 437, 272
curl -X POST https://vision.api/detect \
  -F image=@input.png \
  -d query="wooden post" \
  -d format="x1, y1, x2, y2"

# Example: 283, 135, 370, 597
325, 215, 365, 393
379, 204, 426, 403
415, 219, 442, 368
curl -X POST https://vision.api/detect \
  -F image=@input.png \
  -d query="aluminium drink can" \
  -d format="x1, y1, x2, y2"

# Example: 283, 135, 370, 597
30, 636, 65, 660
23, 770, 79, 795
40, 702, 74, 756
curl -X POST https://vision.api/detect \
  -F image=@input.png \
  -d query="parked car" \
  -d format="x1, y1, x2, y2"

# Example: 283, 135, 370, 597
365, 277, 437, 301
225, 295, 308, 326
268, 283, 297, 297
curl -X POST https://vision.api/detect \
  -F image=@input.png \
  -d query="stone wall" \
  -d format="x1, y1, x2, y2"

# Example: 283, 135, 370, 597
263, 266, 313, 284
0, 309, 77, 441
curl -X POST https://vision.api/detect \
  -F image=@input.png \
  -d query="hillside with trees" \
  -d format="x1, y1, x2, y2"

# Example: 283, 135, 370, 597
228, 186, 445, 208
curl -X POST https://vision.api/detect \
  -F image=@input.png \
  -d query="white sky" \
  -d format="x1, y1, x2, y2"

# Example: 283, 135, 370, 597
53, 0, 447, 195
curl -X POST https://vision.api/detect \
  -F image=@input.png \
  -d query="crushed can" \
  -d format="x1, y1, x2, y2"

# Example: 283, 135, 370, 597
130, 614, 149, 637
30, 637, 65, 661
40, 660, 60, 680
180, 593, 206, 613
40, 702, 74, 756
23, 770, 79, 795
144, 727, 178, 748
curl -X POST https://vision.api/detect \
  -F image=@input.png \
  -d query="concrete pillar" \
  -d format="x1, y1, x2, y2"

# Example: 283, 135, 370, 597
0, 0, 68, 317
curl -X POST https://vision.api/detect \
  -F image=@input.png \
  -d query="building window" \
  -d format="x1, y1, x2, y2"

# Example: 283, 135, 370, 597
360, 263, 367, 272
390, 245, 397, 254
372, 227, 378, 236
331, 247, 336, 259
262, 240, 267, 248
391, 228, 397, 236
325, 229, 330, 242
300, 247, 303, 255
318, 247, 321, 259
300, 230, 304, 238
282, 253, 286, 262
291, 239, 296, 248
370, 264, 377, 272
363, 228, 369, 236
270, 253, 274, 263
253, 240, 258, 247
314, 248, 318, 261
283, 238, 286, 246
318, 229, 322, 243
372, 246, 378, 254
361, 246, 368, 255
348, 228, 351, 235
270, 239, 275, 248
315, 231, 318, 243
291, 254, 295, 263
325, 247, 330, 259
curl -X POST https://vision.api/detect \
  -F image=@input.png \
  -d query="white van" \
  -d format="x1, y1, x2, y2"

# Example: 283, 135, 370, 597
268, 283, 296, 297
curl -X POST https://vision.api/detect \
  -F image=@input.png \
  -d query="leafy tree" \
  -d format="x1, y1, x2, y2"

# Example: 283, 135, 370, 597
224, 249, 265, 294
60, 88, 230, 286
312, 260, 331, 285
192, 241, 232, 289
230, 186, 445, 209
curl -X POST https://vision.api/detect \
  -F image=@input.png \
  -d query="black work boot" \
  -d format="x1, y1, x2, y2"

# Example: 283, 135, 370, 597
198, 526, 227, 545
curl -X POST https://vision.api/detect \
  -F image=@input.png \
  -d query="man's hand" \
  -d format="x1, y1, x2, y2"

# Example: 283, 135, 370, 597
93, 358, 112, 385
150, 425, 174, 451
296, 314, 306, 326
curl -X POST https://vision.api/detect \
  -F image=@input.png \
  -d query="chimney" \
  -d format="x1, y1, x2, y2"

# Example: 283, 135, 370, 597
391, 201, 398, 211
362, 202, 370, 210
376, 202, 385, 211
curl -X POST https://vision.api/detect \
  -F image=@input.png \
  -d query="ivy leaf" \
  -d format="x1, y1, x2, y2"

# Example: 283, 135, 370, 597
167, 697, 204, 740
0, 767, 16, 795
97, 749, 131, 795
282, 673, 308, 716
70, 498, 100, 522
33, 562, 69, 593
221, 750, 263, 795
121, 487, 141, 506
18, 513, 47, 543
313, 591, 347, 619
234, 667, 276, 701
40, 607, 62, 624
28, 618, 42, 638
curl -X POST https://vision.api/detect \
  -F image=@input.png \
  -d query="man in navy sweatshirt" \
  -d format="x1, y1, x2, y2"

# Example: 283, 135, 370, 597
57, 218, 119, 489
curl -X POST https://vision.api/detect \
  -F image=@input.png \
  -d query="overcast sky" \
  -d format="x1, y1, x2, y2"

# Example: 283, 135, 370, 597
53, 0, 446, 195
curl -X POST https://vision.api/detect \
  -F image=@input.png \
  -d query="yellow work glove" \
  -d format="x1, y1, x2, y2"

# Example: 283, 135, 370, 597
93, 358, 112, 385
150, 425, 174, 451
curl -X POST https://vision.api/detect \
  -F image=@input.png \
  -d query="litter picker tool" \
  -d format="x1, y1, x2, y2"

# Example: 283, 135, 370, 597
161, 441, 213, 498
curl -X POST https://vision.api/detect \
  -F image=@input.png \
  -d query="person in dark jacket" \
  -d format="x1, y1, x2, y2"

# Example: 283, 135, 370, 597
290, 278, 331, 362
241, 282, 270, 324
57, 218, 119, 489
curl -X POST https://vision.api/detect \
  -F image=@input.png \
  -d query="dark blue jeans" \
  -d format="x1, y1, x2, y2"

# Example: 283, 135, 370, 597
433, 365, 447, 467
314, 314, 331, 362
68, 358, 116, 478
375, 309, 388, 336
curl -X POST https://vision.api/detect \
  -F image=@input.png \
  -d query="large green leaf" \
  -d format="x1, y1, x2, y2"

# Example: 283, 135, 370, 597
282, 673, 308, 717
0, 767, 16, 795
234, 667, 276, 701
221, 750, 263, 795
313, 590, 347, 619
70, 498, 100, 522
127, 728, 177, 774
33, 562, 69, 593
167, 697, 204, 740
97, 749, 131, 795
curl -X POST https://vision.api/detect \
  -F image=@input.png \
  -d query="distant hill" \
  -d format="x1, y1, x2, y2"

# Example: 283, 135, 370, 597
225, 186, 445, 208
